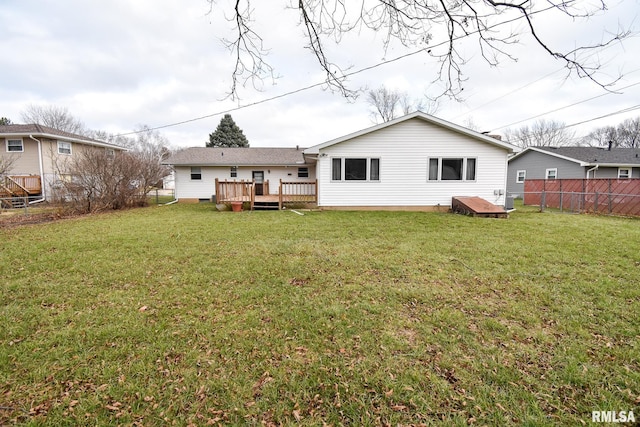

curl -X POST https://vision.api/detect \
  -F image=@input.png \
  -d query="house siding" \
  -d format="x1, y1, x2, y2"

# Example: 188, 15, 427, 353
507, 151, 585, 196
317, 118, 509, 207
1, 137, 40, 175
174, 165, 316, 200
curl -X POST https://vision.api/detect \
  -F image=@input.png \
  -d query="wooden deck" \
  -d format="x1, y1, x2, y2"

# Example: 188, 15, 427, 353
215, 179, 317, 210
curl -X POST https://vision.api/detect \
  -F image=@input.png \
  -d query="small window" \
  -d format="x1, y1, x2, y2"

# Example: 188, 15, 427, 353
230, 166, 237, 178
516, 170, 526, 183
546, 168, 557, 180
58, 141, 72, 155
298, 167, 309, 178
618, 168, 631, 179
466, 158, 477, 181
332, 158, 342, 181
106, 148, 115, 159
191, 167, 202, 180
370, 158, 380, 181
428, 158, 439, 181
7, 139, 23, 152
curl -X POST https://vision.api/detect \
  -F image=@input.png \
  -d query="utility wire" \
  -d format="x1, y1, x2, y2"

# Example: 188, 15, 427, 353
117, 3, 567, 137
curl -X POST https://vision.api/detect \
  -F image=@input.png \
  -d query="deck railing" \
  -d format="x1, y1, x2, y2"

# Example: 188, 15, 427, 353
1, 175, 42, 197
279, 180, 318, 208
215, 179, 255, 209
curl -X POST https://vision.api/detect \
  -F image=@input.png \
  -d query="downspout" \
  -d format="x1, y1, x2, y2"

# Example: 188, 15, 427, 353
586, 165, 598, 179
29, 135, 46, 204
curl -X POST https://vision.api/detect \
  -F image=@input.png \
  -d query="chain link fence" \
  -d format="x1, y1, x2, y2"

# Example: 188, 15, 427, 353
523, 178, 640, 216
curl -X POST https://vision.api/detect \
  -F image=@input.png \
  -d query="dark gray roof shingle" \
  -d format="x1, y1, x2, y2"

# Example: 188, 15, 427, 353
536, 146, 640, 165
164, 147, 309, 166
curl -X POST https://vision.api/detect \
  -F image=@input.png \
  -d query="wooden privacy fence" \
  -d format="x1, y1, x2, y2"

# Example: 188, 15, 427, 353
523, 178, 640, 216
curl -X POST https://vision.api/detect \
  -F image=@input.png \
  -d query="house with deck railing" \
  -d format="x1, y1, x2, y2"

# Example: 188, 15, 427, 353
0, 124, 127, 208
164, 112, 518, 211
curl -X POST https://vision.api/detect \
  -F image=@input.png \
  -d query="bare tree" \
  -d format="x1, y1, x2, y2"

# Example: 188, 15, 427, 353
366, 85, 438, 123
581, 125, 618, 147
0, 154, 17, 178
210, 1, 629, 100
616, 117, 640, 148
504, 119, 575, 148
20, 105, 87, 135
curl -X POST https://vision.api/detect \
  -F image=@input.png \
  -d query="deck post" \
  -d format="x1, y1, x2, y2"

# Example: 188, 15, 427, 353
279, 179, 283, 210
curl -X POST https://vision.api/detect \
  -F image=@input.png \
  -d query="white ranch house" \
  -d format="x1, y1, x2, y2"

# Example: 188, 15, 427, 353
164, 112, 518, 210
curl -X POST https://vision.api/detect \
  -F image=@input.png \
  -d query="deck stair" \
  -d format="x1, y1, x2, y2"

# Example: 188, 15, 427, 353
451, 196, 508, 218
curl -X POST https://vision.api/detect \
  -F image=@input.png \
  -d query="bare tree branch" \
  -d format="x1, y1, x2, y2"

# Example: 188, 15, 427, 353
210, 0, 631, 100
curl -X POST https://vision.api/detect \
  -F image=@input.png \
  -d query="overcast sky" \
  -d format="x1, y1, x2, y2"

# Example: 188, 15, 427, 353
1, 0, 639, 148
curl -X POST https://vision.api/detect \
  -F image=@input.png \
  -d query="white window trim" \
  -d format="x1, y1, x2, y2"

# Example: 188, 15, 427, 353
6, 138, 24, 152
190, 166, 202, 181
545, 168, 557, 180
230, 166, 237, 178
330, 157, 380, 182
516, 170, 526, 183
57, 141, 72, 155
618, 168, 631, 179
427, 157, 477, 182
297, 167, 309, 178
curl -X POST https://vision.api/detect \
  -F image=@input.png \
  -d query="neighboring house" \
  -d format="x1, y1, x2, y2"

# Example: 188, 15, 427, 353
165, 112, 518, 210
0, 124, 126, 202
164, 147, 314, 202
507, 146, 640, 197
304, 111, 517, 209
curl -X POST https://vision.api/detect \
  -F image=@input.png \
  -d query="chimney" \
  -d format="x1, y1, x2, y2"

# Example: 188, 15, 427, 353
608, 140, 613, 151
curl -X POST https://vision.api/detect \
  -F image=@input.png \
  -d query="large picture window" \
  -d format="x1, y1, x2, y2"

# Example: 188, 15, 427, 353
428, 158, 477, 181
331, 157, 380, 181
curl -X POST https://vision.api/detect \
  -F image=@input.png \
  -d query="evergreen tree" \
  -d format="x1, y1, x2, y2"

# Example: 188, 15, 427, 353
207, 114, 249, 147
0, 117, 12, 125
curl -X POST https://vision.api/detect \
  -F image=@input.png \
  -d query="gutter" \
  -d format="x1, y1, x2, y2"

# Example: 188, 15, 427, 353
586, 164, 599, 179
29, 135, 46, 204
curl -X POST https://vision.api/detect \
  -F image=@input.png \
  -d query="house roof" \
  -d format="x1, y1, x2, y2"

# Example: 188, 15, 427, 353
0, 124, 126, 150
164, 147, 309, 166
303, 111, 519, 154
509, 146, 640, 167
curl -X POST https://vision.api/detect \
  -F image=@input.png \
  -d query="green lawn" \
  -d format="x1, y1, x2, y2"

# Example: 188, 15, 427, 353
1, 204, 639, 425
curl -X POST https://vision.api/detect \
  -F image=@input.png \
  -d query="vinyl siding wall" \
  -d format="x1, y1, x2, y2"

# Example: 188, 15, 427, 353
1, 137, 40, 175
507, 151, 585, 196
317, 118, 509, 207
174, 165, 316, 200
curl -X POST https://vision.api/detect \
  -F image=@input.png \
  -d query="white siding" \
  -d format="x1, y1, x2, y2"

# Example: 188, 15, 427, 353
317, 118, 508, 207
174, 165, 316, 200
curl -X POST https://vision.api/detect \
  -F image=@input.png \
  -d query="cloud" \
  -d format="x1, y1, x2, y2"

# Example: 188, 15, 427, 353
1, 0, 639, 148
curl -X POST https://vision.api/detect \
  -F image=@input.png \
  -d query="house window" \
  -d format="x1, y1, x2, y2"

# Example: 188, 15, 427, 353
345, 158, 367, 180
465, 158, 477, 181
106, 148, 115, 159
230, 166, 237, 177
332, 158, 342, 181
331, 157, 380, 181
618, 168, 631, 179
58, 141, 72, 155
546, 168, 557, 180
7, 139, 23, 152
516, 170, 526, 183
190, 167, 202, 180
370, 158, 380, 181
428, 158, 477, 181
298, 167, 309, 178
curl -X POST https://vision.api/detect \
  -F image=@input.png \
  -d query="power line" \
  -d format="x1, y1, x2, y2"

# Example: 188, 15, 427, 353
117, 3, 565, 137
